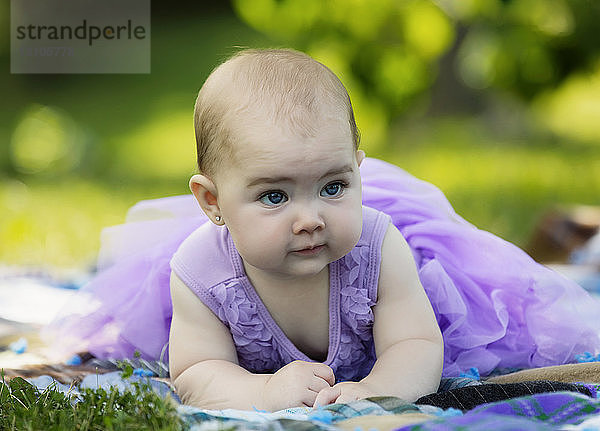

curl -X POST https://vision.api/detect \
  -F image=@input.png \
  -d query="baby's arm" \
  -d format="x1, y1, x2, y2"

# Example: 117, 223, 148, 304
316, 224, 443, 405
169, 271, 334, 410
362, 223, 443, 399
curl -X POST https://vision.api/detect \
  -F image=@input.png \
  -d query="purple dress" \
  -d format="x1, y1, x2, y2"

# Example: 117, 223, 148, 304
43, 158, 600, 377
170, 206, 390, 382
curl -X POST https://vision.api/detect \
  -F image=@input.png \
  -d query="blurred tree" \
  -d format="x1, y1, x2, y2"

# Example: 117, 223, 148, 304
232, 0, 600, 149
233, 0, 455, 151
451, 0, 600, 99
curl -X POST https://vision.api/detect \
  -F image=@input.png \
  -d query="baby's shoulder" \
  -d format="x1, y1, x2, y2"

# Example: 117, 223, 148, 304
170, 222, 237, 290
356, 206, 392, 248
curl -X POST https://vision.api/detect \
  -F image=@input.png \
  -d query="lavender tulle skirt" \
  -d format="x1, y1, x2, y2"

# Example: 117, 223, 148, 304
43, 158, 600, 377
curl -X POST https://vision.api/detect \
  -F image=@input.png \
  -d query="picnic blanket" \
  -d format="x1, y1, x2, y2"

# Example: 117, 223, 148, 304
17, 370, 600, 430
177, 392, 600, 430
2, 367, 594, 431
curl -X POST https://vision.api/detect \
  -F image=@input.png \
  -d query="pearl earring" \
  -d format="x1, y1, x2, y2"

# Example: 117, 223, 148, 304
215, 216, 222, 222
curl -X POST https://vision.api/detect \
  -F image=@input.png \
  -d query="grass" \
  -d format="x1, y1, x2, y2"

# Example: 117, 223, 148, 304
0, 9, 269, 268
1, 131, 599, 268
384, 138, 600, 246
0, 372, 183, 430
0, 177, 189, 268
0, 9, 598, 268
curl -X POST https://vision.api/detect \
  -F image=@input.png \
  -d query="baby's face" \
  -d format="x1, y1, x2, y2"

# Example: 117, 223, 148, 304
213, 115, 363, 281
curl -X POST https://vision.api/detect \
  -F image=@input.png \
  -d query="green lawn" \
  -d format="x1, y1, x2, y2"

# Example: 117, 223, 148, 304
2, 133, 598, 268
0, 11, 269, 268
385, 137, 600, 245
1, 9, 598, 269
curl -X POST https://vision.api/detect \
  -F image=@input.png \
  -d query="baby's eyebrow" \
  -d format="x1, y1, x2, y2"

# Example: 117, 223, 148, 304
322, 164, 354, 179
246, 176, 291, 187
246, 164, 354, 188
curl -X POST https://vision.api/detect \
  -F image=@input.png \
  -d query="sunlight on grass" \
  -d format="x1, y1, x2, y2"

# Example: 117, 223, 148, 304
387, 143, 600, 244
0, 177, 189, 268
111, 108, 196, 179
2, 139, 598, 268
534, 60, 600, 144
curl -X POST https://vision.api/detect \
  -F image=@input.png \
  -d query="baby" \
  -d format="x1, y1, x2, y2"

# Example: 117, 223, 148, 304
168, 49, 444, 410
44, 47, 600, 413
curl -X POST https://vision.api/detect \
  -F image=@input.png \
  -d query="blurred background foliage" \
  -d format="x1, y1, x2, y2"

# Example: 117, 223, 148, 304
0, 0, 599, 268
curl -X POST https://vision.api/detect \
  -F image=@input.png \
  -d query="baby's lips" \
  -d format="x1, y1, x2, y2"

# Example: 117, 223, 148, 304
293, 243, 325, 252
291, 245, 325, 255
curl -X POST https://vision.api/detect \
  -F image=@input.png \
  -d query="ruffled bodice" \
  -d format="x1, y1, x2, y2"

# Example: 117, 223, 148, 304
170, 206, 390, 382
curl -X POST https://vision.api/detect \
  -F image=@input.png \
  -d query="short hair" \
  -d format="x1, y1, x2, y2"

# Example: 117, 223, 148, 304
193, 48, 360, 177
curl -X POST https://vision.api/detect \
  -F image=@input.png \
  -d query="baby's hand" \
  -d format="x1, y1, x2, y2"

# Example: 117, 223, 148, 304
261, 360, 335, 410
314, 381, 377, 406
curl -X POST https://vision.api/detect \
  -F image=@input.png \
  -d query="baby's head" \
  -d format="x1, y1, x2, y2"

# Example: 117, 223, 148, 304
193, 48, 360, 179
191, 49, 365, 279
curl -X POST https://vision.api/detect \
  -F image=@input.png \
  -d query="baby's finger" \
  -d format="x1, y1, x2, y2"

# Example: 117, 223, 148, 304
301, 387, 320, 408
312, 364, 335, 387
309, 375, 332, 394
314, 386, 340, 407
336, 393, 360, 404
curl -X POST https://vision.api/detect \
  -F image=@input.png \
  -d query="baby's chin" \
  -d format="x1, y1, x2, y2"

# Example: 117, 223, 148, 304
334, 232, 363, 259
241, 255, 325, 279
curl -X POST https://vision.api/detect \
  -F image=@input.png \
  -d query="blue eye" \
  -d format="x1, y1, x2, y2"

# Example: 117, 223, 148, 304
320, 182, 344, 197
259, 191, 288, 206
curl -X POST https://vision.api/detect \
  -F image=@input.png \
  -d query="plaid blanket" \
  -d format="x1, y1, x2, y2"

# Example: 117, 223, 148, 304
24, 371, 600, 430
179, 392, 600, 431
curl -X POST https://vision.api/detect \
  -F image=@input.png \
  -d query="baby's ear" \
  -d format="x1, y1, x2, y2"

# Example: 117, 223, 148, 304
356, 150, 365, 166
189, 174, 224, 225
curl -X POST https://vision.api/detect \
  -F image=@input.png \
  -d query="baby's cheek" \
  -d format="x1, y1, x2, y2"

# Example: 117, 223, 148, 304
239, 228, 284, 267
334, 210, 363, 257
349, 217, 363, 249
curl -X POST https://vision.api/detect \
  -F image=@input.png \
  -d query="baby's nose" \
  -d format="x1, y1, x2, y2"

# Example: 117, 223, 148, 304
292, 205, 325, 234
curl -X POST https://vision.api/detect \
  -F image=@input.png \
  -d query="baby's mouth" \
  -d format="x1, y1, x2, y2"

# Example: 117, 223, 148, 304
292, 244, 325, 255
